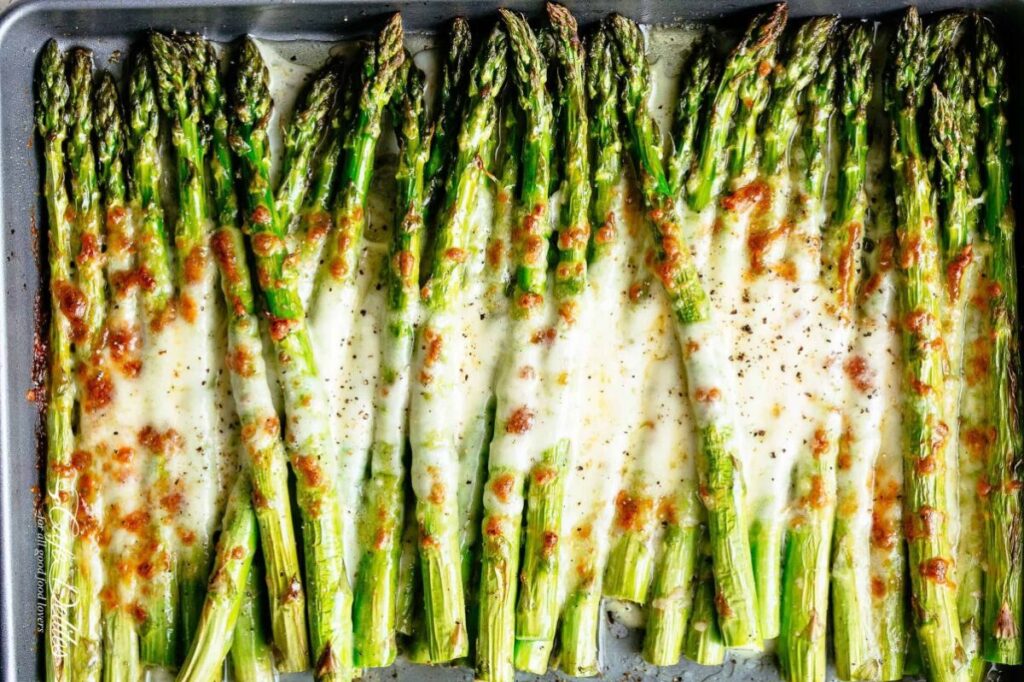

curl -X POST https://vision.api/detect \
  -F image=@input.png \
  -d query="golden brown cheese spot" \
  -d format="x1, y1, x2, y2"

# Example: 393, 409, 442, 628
83, 368, 114, 412
444, 247, 467, 263
294, 455, 323, 488
871, 512, 897, 550
694, 387, 721, 403
268, 316, 295, 342
486, 239, 505, 270
721, 179, 771, 214
836, 222, 863, 311
423, 328, 443, 368
844, 355, 873, 393
506, 406, 535, 435
251, 205, 272, 227
541, 531, 559, 558
396, 250, 415, 281
532, 465, 556, 487
77, 232, 101, 267
210, 230, 242, 284
183, 246, 207, 285
898, 235, 923, 270
491, 473, 516, 504
614, 490, 652, 532
54, 280, 88, 341
994, 604, 1018, 639
811, 428, 829, 459
945, 244, 974, 301
429, 481, 446, 505
919, 557, 951, 585
227, 346, 256, 378
715, 591, 734, 619
120, 509, 150, 534
747, 219, 792, 275
531, 327, 557, 346
138, 426, 184, 456
871, 576, 887, 599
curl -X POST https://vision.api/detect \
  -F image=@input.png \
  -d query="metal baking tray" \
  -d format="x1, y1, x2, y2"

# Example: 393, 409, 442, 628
2, 1, 1022, 680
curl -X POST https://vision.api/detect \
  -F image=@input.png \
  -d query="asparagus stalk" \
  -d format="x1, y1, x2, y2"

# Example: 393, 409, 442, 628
511, 6, 589, 668
293, 75, 349, 307
66, 48, 106, 682
742, 20, 833, 637
190, 35, 311, 673
176, 476, 258, 682
686, 4, 787, 211
125, 47, 181, 667
315, 14, 404, 294
423, 17, 472, 215
230, 37, 354, 681
886, 10, 968, 682
930, 47, 987, 681
610, 13, 763, 651
408, 25, 506, 665
975, 18, 1024, 666
824, 23, 891, 682
276, 61, 342, 234
229, 562, 276, 682
682, 530, 726, 666
557, 27, 623, 676
778, 37, 845, 682
93, 70, 144, 682
667, 39, 715, 200
37, 39, 77, 682
476, 12, 551, 679
352, 58, 428, 668
150, 33, 222, 648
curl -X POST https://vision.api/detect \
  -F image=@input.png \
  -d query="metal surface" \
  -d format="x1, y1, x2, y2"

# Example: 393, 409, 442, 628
1, 1, 1023, 680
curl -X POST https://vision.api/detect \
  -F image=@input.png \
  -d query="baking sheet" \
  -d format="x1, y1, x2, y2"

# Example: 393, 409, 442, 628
2, 1, 1022, 680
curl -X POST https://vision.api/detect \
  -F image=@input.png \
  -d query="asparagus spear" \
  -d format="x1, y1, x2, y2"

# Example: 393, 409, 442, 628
475, 12, 551, 679
686, 4, 787, 211
667, 39, 715, 200
352, 57, 428, 668
682, 531, 726, 666
293, 74, 349, 307
230, 37, 354, 681
886, 10, 968, 682
975, 18, 1024, 666
176, 476, 258, 682
557, 27, 622, 677
37, 39, 78, 682
315, 14, 404, 295
409, 25, 506, 666
66, 48, 106, 682
740, 21, 833, 636
778, 37, 846, 682
229, 562, 276, 682
93, 70, 144, 682
824, 23, 891, 682
124, 48, 182, 667
511, 7, 589, 670
423, 17, 472, 216
150, 33, 223, 648
610, 13, 763, 651
930, 47, 987, 681
276, 61, 342, 234
190, 35, 311, 672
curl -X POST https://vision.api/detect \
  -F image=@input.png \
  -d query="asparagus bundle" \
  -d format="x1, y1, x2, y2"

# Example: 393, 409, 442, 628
611, 11, 766, 651
125, 47, 181, 668
352, 58, 429, 668
886, 9, 967, 682
475, 11, 554, 680
975, 17, 1024, 666
34, 7, 1024, 682
65, 48, 107, 682
37, 40, 79, 682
